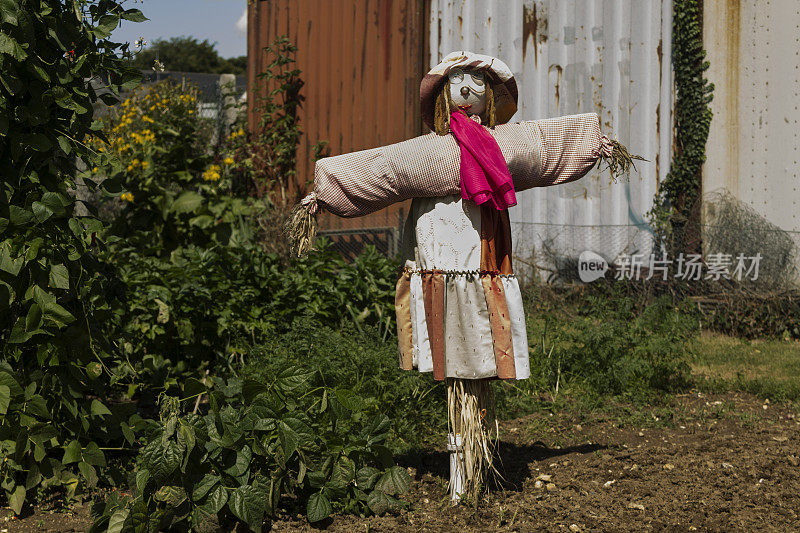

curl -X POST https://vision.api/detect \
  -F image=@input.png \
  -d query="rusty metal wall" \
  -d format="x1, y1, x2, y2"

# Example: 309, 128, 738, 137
247, 0, 426, 231
703, 1, 800, 238
430, 0, 673, 268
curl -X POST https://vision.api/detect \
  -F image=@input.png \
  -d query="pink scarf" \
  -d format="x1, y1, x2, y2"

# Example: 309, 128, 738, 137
449, 110, 517, 211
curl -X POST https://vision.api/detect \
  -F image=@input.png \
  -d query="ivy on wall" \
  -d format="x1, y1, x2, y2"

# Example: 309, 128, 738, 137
653, 0, 714, 251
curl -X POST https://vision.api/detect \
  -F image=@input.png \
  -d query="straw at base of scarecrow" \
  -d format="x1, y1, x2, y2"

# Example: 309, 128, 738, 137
446, 377, 499, 503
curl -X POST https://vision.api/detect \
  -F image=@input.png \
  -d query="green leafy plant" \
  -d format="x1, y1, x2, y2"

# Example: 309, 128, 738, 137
89, 367, 411, 531
109, 241, 398, 393
99, 81, 263, 255
0, 0, 145, 514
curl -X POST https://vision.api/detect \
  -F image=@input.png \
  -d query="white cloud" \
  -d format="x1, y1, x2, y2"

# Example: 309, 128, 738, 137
236, 7, 247, 35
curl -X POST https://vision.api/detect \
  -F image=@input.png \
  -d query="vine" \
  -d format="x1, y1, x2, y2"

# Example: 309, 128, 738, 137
0, 0, 144, 514
652, 0, 714, 253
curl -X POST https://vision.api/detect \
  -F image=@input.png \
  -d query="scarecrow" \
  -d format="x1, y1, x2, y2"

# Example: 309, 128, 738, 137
289, 51, 640, 502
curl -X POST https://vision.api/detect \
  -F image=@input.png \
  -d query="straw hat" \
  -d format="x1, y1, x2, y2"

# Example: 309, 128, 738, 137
420, 51, 518, 131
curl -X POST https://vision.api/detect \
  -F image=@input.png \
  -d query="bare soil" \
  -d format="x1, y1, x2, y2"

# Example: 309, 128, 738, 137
3, 391, 799, 532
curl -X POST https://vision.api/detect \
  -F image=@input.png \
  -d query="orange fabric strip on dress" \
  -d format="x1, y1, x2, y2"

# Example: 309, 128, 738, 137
394, 269, 414, 370
480, 206, 516, 379
422, 270, 446, 380
480, 206, 514, 275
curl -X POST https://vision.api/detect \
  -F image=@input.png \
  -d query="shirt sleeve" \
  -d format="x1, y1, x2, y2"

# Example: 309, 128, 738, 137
508, 112, 613, 190
312, 113, 612, 218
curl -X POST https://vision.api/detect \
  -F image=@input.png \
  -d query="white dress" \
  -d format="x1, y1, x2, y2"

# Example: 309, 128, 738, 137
400, 194, 530, 380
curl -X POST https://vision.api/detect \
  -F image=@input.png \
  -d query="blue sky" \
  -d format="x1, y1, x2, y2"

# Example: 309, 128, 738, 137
115, 0, 247, 58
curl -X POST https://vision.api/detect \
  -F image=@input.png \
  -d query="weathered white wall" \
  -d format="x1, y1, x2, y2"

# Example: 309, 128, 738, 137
429, 0, 673, 270
703, 0, 800, 234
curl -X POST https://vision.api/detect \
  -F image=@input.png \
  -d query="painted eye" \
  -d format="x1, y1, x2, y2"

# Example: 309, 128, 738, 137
470, 71, 485, 86
448, 69, 464, 84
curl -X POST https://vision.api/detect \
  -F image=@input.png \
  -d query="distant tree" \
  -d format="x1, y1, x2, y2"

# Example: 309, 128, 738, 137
133, 36, 246, 75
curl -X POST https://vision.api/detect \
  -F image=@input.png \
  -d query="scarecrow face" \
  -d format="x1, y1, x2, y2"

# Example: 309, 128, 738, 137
448, 67, 487, 117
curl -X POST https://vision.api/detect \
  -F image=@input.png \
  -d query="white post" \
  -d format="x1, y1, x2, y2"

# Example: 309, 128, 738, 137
447, 433, 465, 502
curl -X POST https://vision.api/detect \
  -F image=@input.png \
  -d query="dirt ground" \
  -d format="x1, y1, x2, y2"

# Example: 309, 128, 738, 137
3, 391, 799, 532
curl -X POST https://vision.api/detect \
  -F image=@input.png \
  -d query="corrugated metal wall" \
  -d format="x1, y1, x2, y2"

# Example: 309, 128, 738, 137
247, 0, 426, 230
430, 0, 673, 267
703, 1, 800, 237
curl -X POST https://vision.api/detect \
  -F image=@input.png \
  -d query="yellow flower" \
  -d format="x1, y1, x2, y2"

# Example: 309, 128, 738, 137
203, 164, 222, 181
188, 110, 194, 114
92, 167, 99, 173
149, 105, 156, 111
223, 157, 234, 165
121, 192, 134, 202
126, 164, 133, 172
142, 116, 154, 123
141, 161, 150, 170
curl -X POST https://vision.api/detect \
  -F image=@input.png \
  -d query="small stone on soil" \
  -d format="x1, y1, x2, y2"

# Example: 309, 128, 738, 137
546, 482, 557, 491
627, 502, 645, 511
570, 524, 581, 532
663, 463, 675, 470
536, 474, 552, 482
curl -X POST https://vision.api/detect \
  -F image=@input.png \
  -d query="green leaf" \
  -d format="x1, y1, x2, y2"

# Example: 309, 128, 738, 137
32, 201, 54, 223
27, 133, 51, 151
0, 371, 23, 397
121, 9, 148, 22
223, 444, 251, 478
276, 366, 314, 391
24, 394, 49, 418
78, 461, 98, 487
0, 0, 20, 25
9, 485, 25, 515
107, 508, 129, 533
135, 468, 150, 493
0, 33, 27, 60
329, 456, 356, 489
57, 135, 72, 155
9, 205, 33, 226
62, 439, 81, 464
149, 440, 181, 483
42, 301, 76, 326
183, 377, 207, 397
306, 492, 332, 523
171, 191, 203, 215
278, 421, 298, 460
94, 14, 120, 39
192, 474, 220, 501
120, 68, 143, 90
375, 466, 411, 496
25, 303, 42, 332
356, 467, 381, 490
81, 441, 106, 467
90, 399, 112, 416
335, 388, 364, 413
366, 489, 390, 515
228, 485, 266, 529
49, 264, 69, 290
0, 385, 10, 415
199, 484, 227, 515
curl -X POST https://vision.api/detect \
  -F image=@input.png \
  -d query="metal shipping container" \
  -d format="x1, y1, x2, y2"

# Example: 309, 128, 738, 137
430, 0, 673, 271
